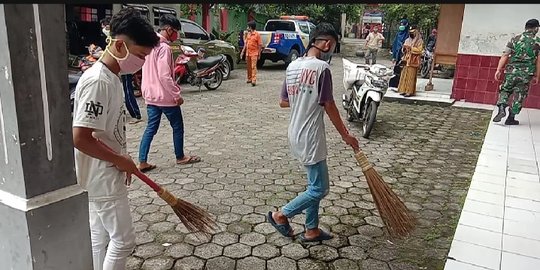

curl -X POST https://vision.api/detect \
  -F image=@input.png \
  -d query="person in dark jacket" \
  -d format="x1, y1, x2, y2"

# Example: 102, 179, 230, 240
426, 29, 437, 52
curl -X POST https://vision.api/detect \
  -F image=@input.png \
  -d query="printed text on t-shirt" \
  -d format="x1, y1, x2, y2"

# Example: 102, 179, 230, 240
287, 68, 317, 96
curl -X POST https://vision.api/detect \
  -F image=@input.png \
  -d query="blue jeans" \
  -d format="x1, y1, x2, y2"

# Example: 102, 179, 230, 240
121, 74, 141, 119
282, 160, 329, 230
138, 105, 184, 163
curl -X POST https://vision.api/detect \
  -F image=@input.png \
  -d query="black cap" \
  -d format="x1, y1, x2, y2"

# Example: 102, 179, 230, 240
525, 19, 539, 28
247, 20, 256, 29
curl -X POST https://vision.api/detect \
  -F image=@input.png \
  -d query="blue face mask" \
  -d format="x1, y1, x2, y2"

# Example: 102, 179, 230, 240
399, 25, 406, 31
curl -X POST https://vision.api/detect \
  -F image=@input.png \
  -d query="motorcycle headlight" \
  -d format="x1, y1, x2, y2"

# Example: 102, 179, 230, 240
371, 79, 387, 89
376, 69, 387, 77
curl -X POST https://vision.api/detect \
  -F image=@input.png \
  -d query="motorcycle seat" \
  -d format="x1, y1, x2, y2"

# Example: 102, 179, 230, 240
197, 55, 224, 69
68, 73, 82, 84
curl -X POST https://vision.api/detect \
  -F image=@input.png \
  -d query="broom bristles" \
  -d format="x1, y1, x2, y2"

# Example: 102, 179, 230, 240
158, 188, 218, 236
355, 151, 415, 238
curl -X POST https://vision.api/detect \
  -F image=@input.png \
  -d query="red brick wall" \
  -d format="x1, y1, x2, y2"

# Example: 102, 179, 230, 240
452, 54, 540, 108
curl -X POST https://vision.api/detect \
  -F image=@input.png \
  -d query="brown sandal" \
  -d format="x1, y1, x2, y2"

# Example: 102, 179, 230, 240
176, 155, 202, 165
138, 164, 156, 173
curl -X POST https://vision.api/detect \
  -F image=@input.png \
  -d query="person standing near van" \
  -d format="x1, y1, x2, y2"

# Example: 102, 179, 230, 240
241, 21, 263, 87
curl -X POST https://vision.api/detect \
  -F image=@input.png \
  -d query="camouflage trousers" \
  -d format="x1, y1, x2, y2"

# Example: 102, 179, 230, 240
497, 73, 532, 115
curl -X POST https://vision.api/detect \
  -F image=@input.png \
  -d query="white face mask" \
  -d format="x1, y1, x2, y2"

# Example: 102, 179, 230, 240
102, 28, 110, 37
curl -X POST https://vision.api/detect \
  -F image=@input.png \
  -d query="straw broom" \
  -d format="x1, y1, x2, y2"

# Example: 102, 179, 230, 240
99, 141, 218, 236
354, 149, 415, 238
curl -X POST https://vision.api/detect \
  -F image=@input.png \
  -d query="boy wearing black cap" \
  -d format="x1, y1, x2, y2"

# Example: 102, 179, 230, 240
268, 23, 359, 243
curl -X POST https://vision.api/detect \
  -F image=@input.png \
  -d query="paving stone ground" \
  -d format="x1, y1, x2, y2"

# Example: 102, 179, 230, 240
124, 56, 491, 270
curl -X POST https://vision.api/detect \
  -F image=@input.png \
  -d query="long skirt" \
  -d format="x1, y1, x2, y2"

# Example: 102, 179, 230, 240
397, 66, 418, 95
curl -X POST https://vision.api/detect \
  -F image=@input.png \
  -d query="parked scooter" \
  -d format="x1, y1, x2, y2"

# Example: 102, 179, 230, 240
342, 58, 393, 138
174, 45, 226, 91
419, 50, 455, 79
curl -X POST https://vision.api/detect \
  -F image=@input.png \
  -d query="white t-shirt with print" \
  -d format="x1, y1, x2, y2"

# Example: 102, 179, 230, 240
280, 56, 334, 166
366, 32, 384, 49
72, 61, 128, 202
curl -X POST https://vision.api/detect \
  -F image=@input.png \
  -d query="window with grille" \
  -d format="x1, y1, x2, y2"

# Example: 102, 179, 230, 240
122, 4, 149, 20
153, 7, 177, 26
74, 6, 98, 22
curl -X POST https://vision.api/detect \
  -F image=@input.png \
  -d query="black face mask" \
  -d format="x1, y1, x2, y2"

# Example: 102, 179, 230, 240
409, 34, 416, 38
305, 38, 333, 61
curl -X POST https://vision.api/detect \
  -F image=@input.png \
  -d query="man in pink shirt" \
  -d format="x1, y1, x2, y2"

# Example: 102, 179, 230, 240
138, 14, 201, 172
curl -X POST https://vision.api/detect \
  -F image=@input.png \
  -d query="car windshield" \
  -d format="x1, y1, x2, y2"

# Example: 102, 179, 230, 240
265, 21, 295, 32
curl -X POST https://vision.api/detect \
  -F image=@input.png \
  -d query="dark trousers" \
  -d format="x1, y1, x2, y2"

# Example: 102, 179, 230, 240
121, 74, 141, 119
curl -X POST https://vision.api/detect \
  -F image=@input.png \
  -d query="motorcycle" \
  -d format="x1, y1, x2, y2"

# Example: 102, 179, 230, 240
420, 50, 455, 79
174, 45, 226, 91
341, 58, 393, 139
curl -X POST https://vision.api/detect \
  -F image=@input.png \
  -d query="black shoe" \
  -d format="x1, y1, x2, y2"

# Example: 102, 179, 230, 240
493, 104, 507, 122
505, 112, 520, 125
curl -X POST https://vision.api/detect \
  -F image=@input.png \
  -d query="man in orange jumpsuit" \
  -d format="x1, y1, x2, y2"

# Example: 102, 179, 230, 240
241, 21, 263, 87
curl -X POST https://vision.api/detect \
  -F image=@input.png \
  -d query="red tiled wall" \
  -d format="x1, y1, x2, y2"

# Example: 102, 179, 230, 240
452, 54, 540, 108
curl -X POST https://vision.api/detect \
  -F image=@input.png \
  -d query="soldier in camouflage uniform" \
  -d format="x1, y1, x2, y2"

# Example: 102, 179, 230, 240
493, 19, 540, 125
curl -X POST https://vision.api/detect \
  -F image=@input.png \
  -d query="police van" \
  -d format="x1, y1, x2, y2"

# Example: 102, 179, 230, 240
242, 16, 316, 68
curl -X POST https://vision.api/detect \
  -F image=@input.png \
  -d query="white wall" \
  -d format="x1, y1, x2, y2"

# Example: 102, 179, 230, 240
459, 4, 540, 56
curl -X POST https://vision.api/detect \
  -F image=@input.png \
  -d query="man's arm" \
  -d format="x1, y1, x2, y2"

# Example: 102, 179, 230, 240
494, 53, 510, 81
324, 101, 350, 137
73, 127, 134, 170
318, 69, 359, 150
378, 34, 385, 47
496, 38, 516, 81
279, 79, 289, 108
156, 46, 182, 103
364, 34, 371, 49
497, 53, 510, 71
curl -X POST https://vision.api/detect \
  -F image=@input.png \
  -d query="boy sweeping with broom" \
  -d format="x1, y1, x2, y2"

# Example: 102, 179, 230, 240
268, 23, 360, 242
72, 8, 159, 270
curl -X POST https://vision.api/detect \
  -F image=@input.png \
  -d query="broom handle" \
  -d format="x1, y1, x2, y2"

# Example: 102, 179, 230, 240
97, 140, 161, 192
353, 149, 373, 172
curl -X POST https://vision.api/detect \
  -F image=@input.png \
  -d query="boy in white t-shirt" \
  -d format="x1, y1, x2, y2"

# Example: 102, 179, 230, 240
72, 8, 159, 270
268, 23, 360, 242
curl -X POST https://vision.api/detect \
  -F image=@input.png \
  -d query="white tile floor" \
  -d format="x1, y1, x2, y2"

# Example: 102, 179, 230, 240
444, 108, 540, 270
386, 78, 455, 104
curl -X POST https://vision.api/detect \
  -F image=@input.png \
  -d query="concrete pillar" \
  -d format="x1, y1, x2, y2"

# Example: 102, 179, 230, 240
0, 4, 92, 270
341, 13, 346, 39
220, 8, 228, 32
202, 4, 211, 32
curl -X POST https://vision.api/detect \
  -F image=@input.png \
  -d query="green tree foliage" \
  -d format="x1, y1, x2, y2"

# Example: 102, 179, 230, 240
379, 4, 440, 31
223, 4, 365, 30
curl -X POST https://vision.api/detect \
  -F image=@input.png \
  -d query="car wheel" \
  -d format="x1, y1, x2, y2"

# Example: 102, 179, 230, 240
285, 49, 299, 66
257, 58, 265, 68
221, 59, 231, 80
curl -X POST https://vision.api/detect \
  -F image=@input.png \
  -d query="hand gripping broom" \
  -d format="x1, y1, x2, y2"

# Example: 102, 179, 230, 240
354, 149, 415, 238
99, 141, 218, 236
